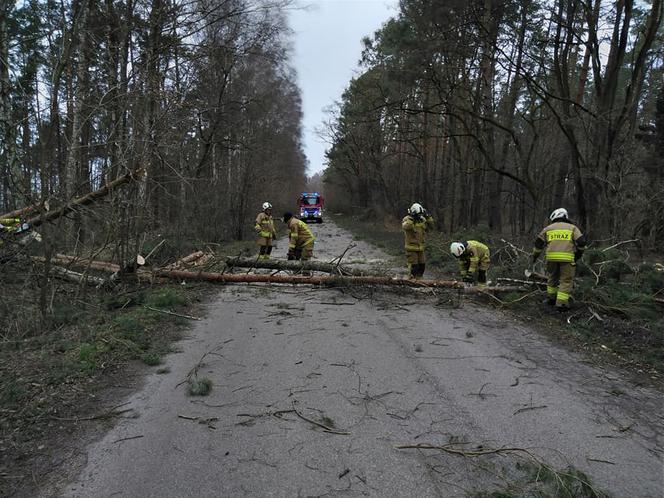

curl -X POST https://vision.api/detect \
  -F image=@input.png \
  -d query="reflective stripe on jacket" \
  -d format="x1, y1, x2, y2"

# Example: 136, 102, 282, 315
402, 215, 434, 252
535, 221, 584, 262
287, 218, 315, 249
255, 212, 276, 239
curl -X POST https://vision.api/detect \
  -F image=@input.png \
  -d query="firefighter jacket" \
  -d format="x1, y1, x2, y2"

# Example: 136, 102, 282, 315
459, 240, 490, 275
402, 214, 434, 252
287, 218, 315, 250
533, 221, 586, 263
255, 212, 276, 239
0, 218, 21, 233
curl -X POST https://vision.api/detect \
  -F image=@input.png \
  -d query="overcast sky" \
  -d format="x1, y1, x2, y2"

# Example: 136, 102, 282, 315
289, 0, 397, 176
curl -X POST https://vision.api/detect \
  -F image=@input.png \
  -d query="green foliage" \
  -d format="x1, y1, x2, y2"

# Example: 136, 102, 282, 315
1, 377, 27, 407
187, 378, 213, 396
636, 263, 664, 294
146, 288, 187, 308
141, 352, 162, 366
575, 279, 660, 320
105, 291, 147, 310
77, 342, 105, 373
472, 464, 612, 498
114, 314, 144, 337
51, 302, 84, 327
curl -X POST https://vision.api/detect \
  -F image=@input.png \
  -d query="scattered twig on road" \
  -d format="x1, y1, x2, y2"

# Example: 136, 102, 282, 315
338, 468, 350, 479
395, 442, 605, 495
176, 345, 224, 388
586, 457, 616, 465
178, 414, 219, 429
291, 402, 350, 435
513, 405, 548, 416
467, 383, 495, 400
112, 435, 144, 444
144, 306, 201, 320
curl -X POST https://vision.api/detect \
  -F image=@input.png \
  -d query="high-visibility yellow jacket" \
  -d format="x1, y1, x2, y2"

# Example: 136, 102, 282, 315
533, 221, 586, 263
255, 212, 276, 239
402, 214, 434, 252
287, 218, 315, 249
0, 218, 21, 232
458, 240, 490, 275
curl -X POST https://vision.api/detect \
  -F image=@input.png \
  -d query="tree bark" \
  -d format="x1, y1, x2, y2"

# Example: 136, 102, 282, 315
224, 257, 383, 276
153, 269, 530, 293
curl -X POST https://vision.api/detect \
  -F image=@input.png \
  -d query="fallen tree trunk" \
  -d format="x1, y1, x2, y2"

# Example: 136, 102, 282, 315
21, 169, 145, 230
32, 254, 121, 273
497, 277, 546, 286
0, 203, 43, 220
48, 266, 106, 286
154, 269, 530, 293
224, 257, 380, 276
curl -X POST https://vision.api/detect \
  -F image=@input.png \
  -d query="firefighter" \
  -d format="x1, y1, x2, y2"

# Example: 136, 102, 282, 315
402, 203, 434, 279
532, 208, 587, 311
282, 212, 315, 262
450, 240, 490, 287
0, 217, 22, 246
255, 202, 277, 260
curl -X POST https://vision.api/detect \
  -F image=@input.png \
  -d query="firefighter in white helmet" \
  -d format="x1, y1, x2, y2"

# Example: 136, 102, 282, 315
402, 203, 434, 279
254, 202, 277, 260
532, 208, 587, 311
450, 240, 490, 287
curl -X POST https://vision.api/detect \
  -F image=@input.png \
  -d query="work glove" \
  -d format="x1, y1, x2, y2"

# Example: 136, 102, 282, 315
463, 273, 474, 284
287, 249, 296, 260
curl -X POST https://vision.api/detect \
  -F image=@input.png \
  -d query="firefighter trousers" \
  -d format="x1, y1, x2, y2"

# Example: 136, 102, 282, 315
546, 261, 575, 308
406, 250, 425, 278
257, 237, 273, 260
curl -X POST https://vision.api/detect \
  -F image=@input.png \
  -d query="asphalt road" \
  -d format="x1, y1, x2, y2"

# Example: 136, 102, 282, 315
59, 220, 663, 497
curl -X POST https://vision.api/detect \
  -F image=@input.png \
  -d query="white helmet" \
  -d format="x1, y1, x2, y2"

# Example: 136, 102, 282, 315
262, 202, 272, 211
450, 242, 465, 258
409, 203, 424, 216
549, 207, 568, 221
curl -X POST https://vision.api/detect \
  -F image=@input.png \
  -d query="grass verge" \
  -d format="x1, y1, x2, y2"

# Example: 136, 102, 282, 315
0, 278, 206, 496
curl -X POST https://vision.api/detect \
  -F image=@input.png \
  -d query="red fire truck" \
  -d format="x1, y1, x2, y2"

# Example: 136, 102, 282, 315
298, 192, 324, 223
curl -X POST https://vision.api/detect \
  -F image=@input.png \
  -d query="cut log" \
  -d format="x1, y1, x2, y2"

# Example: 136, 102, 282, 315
20, 169, 145, 231
153, 269, 528, 293
224, 257, 379, 276
32, 254, 121, 273
166, 251, 205, 269
49, 265, 106, 286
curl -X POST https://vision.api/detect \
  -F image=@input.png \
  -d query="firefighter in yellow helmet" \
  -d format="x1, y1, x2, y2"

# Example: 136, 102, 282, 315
255, 202, 277, 260
282, 212, 315, 262
402, 203, 434, 279
450, 240, 490, 287
532, 208, 587, 311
